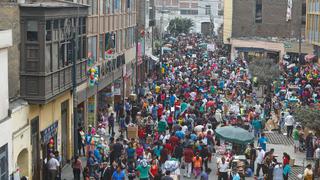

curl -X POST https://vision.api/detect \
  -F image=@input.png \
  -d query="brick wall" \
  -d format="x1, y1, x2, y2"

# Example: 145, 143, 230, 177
232, 0, 304, 38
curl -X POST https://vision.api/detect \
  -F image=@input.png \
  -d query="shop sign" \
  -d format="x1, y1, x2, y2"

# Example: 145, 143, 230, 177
105, 92, 113, 97
41, 121, 58, 143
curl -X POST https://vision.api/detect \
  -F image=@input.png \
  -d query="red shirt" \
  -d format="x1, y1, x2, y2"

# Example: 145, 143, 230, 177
165, 143, 173, 154
283, 156, 289, 166
169, 136, 179, 148
183, 148, 194, 163
150, 165, 158, 176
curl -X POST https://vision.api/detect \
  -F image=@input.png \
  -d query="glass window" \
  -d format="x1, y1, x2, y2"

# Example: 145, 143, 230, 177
99, 34, 104, 59
88, 36, 97, 61
205, 5, 211, 15
105, 0, 109, 14
27, 21, 38, 41
100, 0, 104, 15
255, 0, 262, 23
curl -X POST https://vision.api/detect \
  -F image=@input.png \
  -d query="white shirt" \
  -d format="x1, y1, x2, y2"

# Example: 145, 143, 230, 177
284, 115, 295, 126
218, 162, 229, 172
256, 149, 265, 164
181, 125, 188, 133
47, 158, 60, 170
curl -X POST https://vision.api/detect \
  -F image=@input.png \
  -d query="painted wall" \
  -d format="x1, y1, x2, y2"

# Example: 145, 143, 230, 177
0, 30, 12, 120
11, 101, 30, 178
28, 91, 73, 161
223, 0, 233, 44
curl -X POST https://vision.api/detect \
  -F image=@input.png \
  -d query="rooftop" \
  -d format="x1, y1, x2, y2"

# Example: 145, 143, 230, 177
234, 36, 307, 44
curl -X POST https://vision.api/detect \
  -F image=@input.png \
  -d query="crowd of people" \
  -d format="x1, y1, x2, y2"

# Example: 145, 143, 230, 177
61, 33, 320, 180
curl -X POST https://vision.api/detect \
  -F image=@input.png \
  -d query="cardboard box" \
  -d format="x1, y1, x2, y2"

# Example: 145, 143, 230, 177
127, 126, 138, 139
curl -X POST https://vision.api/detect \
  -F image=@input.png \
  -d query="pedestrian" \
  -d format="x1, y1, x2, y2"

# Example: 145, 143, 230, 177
136, 159, 151, 180
217, 156, 229, 180
108, 113, 115, 135
46, 153, 60, 180
255, 147, 265, 177
303, 164, 313, 180
293, 125, 301, 153
111, 165, 125, 180
305, 131, 314, 160
283, 162, 291, 180
258, 133, 268, 151
200, 168, 211, 180
77, 124, 86, 156
192, 154, 202, 178
161, 170, 174, 180
54, 151, 62, 180
284, 112, 295, 137
183, 145, 194, 178
71, 155, 82, 180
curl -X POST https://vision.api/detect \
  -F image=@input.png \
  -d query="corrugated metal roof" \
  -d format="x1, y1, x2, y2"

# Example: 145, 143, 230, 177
20, 0, 89, 8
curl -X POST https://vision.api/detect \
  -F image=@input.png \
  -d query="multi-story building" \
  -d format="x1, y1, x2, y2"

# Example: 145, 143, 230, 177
137, 0, 156, 79
0, 0, 138, 179
223, 0, 313, 62
155, 0, 224, 36
155, 0, 179, 10
306, 0, 320, 61
75, 0, 137, 132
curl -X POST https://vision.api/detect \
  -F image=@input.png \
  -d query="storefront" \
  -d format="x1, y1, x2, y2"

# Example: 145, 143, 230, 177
87, 95, 96, 127
40, 121, 58, 161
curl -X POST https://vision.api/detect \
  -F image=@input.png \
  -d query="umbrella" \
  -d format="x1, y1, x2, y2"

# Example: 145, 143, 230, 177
215, 126, 254, 144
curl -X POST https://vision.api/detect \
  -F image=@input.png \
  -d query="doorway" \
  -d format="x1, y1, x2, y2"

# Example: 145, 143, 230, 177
61, 100, 69, 166
31, 117, 40, 180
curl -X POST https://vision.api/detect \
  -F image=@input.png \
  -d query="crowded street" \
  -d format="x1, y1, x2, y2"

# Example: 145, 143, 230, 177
59, 33, 319, 180
1, 0, 320, 180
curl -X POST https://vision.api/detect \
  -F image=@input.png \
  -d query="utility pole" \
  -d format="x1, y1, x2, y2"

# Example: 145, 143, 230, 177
135, 24, 139, 101
72, 1, 80, 156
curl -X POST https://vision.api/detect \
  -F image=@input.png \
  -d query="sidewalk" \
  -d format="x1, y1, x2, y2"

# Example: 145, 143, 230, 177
61, 157, 86, 180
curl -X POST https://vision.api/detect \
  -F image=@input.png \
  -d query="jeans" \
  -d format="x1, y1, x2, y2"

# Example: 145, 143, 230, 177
185, 162, 192, 177
218, 172, 228, 180
73, 169, 81, 180
287, 125, 293, 137
78, 143, 85, 156
109, 125, 114, 135
256, 163, 263, 176
254, 129, 261, 138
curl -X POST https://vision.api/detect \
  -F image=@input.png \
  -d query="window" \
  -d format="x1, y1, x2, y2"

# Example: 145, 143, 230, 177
88, 0, 98, 15
100, 0, 104, 15
46, 20, 52, 41
27, 21, 38, 41
105, 0, 110, 14
180, 9, 198, 15
88, 36, 97, 61
0, 144, 8, 180
99, 34, 104, 59
255, 0, 262, 23
114, 0, 120, 12
205, 5, 211, 15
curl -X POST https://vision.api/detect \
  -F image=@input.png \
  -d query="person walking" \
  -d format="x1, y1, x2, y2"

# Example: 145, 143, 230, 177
183, 145, 194, 178
72, 155, 82, 180
46, 153, 60, 180
283, 162, 291, 180
303, 164, 313, 180
108, 113, 115, 135
284, 112, 295, 137
255, 147, 265, 177
293, 126, 301, 153
217, 157, 229, 180
192, 154, 202, 178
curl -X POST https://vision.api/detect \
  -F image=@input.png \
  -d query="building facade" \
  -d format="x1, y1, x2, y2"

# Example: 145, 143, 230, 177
224, 0, 306, 44
306, 0, 320, 61
223, 0, 308, 62
155, 0, 224, 35
75, 0, 137, 133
